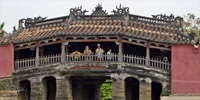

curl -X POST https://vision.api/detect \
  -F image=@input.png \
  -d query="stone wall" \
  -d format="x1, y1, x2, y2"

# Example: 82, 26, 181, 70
11, 62, 170, 100
0, 77, 17, 100
0, 77, 13, 90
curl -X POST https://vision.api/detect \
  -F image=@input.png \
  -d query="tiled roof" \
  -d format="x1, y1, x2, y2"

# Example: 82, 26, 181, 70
0, 5, 194, 45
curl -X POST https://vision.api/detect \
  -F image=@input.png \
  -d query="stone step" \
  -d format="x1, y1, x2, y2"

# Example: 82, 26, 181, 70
161, 96, 200, 100
0, 97, 17, 100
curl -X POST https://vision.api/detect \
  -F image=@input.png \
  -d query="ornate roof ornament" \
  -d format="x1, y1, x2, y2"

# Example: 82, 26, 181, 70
91, 4, 108, 16
22, 16, 47, 27
152, 14, 177, 21
152, 14, 184, 26
189, 31, 197, 40
111, 4, 129, 15
70, 6, 88, 16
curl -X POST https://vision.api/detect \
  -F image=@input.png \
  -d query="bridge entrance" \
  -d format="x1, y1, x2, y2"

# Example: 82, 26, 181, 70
72, 76, 111, 100
42, 76, 56, 100
125, 77, 140, 100
19, 80, 30, 100
152, 82, 162, 100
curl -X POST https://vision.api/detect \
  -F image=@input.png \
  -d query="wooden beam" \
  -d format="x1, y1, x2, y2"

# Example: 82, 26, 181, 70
14, 40, 62, 51
122, 40, 146, 47
14, 39, 117, 51
14, 45, 36, 51
66, 39, 119, 42
149, 45, 171, 51
39, 40, 62, 47
123, 40, 171, 51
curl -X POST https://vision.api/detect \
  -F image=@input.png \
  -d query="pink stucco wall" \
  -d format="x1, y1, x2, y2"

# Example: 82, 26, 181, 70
0, 44, 14, 77
172, 44, 200, 94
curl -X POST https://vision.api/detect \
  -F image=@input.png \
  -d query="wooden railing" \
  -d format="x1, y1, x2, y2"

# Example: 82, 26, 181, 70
150, 58, 171, 70
39, 54, 61, 65
14, 57, 35, 69
123, 54, 146, 65
66, 53, 118, 62
14, 53, 171, 70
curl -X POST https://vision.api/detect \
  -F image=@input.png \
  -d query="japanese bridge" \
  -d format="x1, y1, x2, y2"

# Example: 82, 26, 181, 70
0, 4, 193, 100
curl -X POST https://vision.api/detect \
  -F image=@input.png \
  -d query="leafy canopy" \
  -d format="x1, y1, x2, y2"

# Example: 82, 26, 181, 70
183, 13, 200, 39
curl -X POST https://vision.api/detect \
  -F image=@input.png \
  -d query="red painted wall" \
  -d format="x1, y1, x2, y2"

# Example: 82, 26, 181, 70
0, 44, 14, 77
172, 44, 200, 94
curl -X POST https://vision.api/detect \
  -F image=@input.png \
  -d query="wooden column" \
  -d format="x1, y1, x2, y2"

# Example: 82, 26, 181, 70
35, 41, 39, 66
40, 47, 43, 57
118, 35, 123, 62
146, 41, 150, 66
61, 36, 66, 63
16, 50, 20, 60
65, 45, 69, 54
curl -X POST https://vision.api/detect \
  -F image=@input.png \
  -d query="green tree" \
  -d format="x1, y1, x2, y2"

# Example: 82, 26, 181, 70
182, 13, 200, 39
0, 22, 5, 29
101, 79, 113, 100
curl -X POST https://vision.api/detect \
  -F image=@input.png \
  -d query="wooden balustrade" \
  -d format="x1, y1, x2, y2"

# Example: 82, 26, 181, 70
14, 57, 35, 69
39, 54, 61, 65
150, 58, 171, 70
14, 53, 171, 70
123, 54, 146, 65
66, 53, 118, 62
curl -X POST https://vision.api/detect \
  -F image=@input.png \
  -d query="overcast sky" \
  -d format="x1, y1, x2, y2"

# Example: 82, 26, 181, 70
0, 0, 200, 32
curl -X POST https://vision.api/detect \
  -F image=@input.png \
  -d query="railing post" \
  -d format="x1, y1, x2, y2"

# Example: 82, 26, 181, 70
35, 41, 39, 66
146, 41, 150, 66
118, 35, 123, 62
61, 36, 66, 63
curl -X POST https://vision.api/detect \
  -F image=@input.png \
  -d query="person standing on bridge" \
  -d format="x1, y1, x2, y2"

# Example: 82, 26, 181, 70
83, 45, 93, 61
107, 49, 113, 61
95, 44, 104, 61
71, 50, 82, 61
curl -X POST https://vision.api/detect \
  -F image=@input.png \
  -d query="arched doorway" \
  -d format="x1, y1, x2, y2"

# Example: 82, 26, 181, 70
125, 77, 139, 100
43, 76, 56, 100
19, 80, 30, 100
72, 76, 110, 100
152, 82, 162, 100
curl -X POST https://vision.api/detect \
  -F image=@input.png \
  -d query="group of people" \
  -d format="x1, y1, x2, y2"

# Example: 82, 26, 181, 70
70, 44, 112, 61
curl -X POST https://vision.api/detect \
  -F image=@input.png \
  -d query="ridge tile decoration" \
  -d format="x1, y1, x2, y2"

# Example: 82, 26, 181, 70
111, 4, 129, 15
0, 4, 193, 45
70, 6, 88, 16
91, 4, 108, 16
22, 16, 47, 28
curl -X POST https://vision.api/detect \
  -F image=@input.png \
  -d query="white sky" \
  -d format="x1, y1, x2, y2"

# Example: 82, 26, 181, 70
0, 0, 200, 32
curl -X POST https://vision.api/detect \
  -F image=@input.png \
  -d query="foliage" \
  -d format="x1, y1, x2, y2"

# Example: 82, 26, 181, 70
182, 13, 200, 39
0, 79, 9, 90
101, 79, 113, 100
161, 90, 170, 96
0, 22, 5, 29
